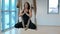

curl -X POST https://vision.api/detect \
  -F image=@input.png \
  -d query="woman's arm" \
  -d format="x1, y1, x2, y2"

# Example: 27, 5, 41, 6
26, 9, 32, 17
19, 10, 24, 17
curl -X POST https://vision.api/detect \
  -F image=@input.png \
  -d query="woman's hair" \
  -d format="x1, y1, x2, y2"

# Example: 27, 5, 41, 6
24, 2, 30, 10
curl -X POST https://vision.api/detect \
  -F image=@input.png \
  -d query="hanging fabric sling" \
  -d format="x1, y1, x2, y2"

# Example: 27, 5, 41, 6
14, 13, 36, 30
14, 0, 37, 30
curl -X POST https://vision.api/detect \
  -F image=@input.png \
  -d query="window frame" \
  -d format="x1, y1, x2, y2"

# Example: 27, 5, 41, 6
47, 0, 59, 14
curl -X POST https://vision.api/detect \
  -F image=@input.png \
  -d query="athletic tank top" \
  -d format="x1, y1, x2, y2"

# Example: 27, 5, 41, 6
22, 10, 29, 25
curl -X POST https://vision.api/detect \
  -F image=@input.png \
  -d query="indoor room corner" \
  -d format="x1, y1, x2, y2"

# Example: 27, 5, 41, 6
0, 0, 60, 34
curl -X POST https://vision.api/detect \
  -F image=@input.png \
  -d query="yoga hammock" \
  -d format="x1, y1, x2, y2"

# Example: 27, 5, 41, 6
14, 0, 37, 30
14, 10, 36, 30
21, 17, 31, 30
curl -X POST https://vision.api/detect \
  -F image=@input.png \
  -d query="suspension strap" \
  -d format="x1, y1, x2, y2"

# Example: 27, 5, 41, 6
21, 17, 25, 28
25, 18, 31, 30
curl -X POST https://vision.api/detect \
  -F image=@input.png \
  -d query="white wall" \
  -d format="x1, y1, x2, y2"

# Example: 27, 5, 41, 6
36, 0, 60, 26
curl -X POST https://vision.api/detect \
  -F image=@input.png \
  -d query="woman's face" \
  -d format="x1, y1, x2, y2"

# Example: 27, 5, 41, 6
24, 3, 28, 9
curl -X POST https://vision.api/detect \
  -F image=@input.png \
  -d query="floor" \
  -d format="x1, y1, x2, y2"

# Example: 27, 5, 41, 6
0, 25, 60, 34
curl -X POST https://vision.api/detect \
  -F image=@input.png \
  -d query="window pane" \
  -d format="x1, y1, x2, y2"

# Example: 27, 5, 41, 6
5, 0, 9, 10
11, 12, 16, 27
49, 0, 58, 13
4, 12, 9, 29
11, 0, 15, 11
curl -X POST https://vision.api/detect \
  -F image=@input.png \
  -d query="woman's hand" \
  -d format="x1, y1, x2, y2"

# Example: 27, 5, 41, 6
19, 10, 24, 17
24, 10, 30, 17
24, 11, 27, 14
26, 9, 32, 17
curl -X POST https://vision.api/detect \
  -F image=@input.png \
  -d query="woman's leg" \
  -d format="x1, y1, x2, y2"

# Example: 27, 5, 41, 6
14, 22, 23, 28
28, 21, 36, 29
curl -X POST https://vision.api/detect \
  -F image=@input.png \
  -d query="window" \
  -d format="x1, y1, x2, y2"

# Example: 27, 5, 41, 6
48, 0, 59, 14
1, 0, 18, 31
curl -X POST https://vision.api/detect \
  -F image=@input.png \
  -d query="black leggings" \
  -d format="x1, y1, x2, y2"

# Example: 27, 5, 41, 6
14, 21, 36, 29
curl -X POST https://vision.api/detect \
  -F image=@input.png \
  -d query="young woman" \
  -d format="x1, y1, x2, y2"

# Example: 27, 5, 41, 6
14, 2, 36, 30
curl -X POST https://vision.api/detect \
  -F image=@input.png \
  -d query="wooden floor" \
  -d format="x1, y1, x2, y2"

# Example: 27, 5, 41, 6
21, 25, 60, 34
1, 25, 60, 34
